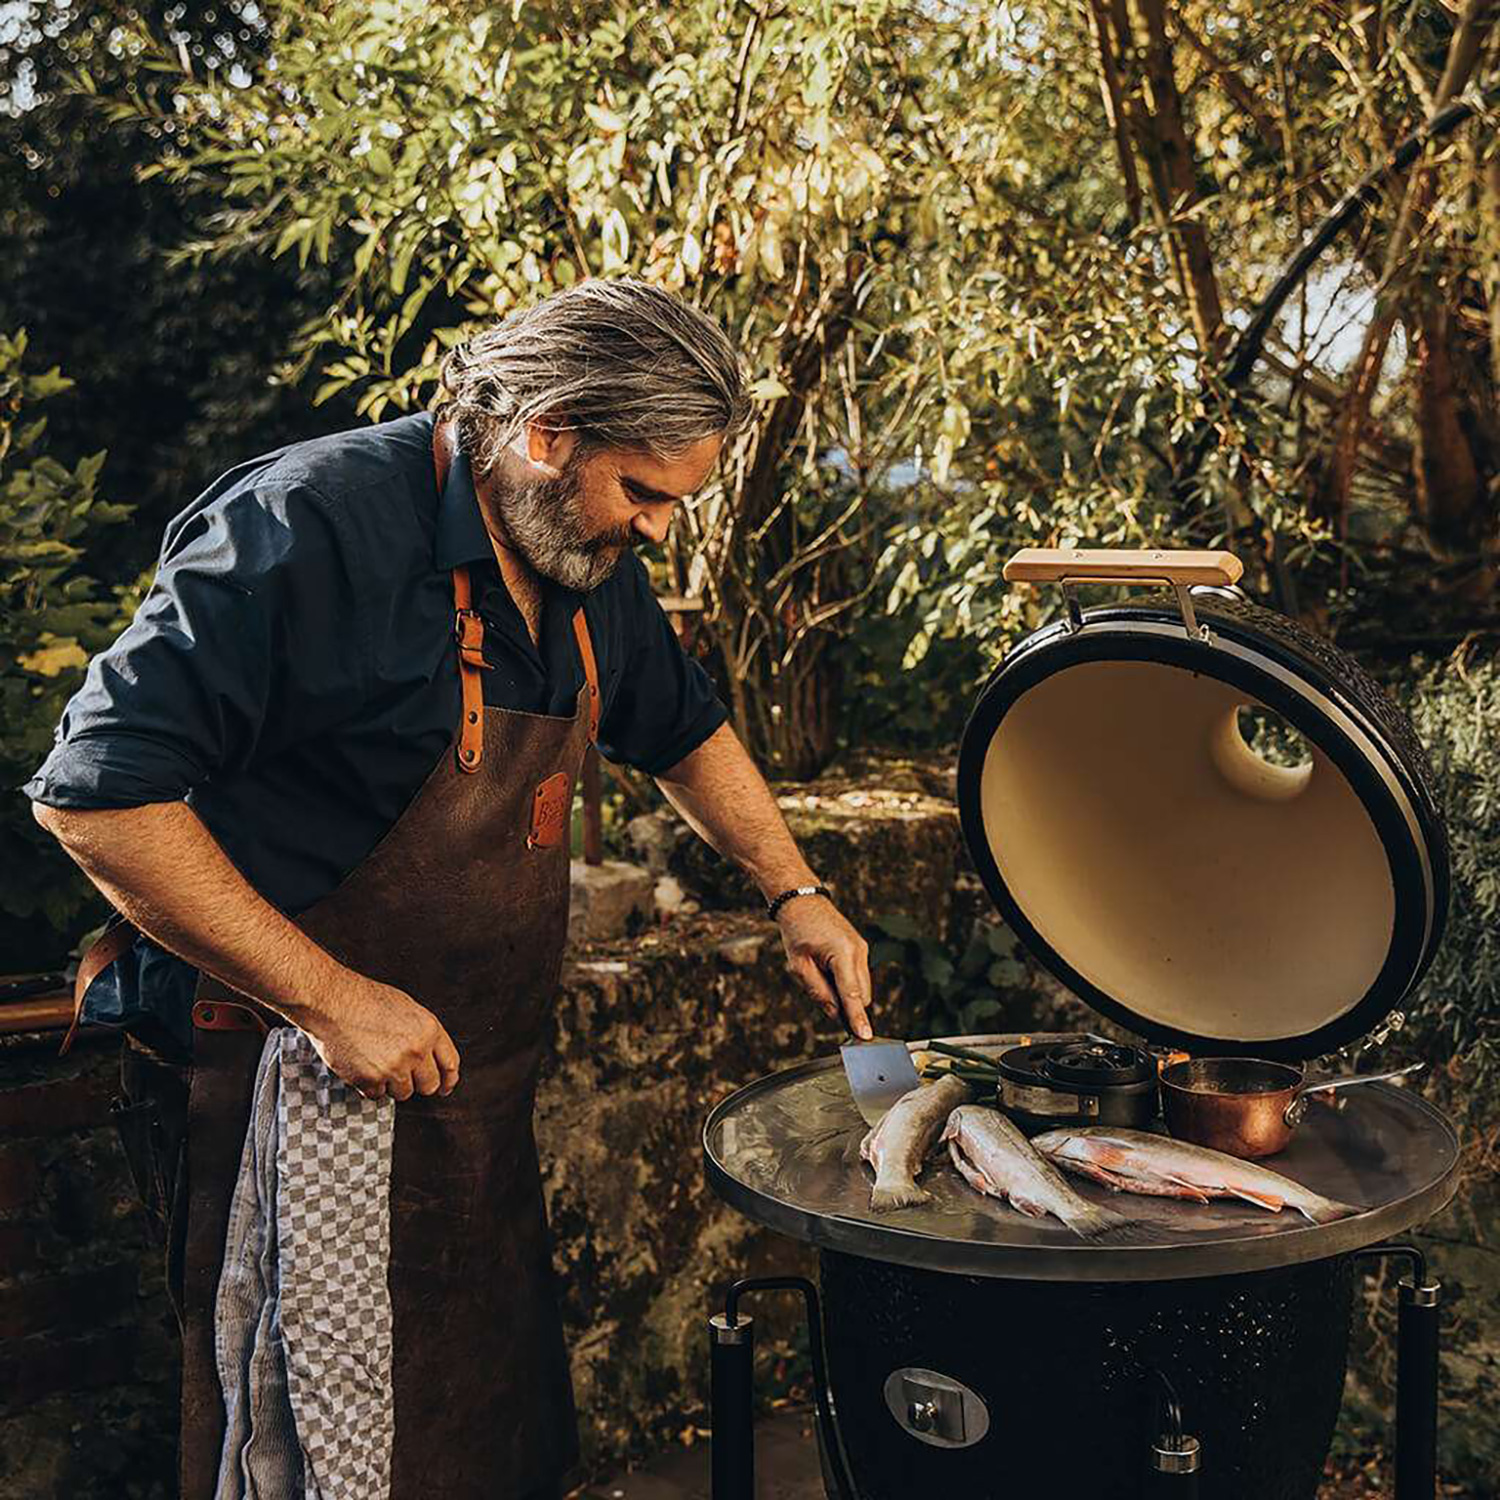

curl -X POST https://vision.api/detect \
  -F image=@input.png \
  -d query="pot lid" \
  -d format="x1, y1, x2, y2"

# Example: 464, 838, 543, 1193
955, 549, 1449, 1063
996, 1038, 1157, 1089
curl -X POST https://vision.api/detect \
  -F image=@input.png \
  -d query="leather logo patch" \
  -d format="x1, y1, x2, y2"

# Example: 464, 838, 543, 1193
528, 772, 572, 850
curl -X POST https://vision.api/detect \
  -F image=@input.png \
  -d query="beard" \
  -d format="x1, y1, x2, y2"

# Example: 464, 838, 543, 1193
490, 462, 633, 592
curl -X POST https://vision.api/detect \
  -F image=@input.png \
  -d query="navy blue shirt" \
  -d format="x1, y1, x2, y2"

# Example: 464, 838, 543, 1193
27, 412, 726, 1046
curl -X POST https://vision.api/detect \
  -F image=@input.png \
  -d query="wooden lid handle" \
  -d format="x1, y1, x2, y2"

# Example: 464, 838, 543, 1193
1003, 548, 1243, 587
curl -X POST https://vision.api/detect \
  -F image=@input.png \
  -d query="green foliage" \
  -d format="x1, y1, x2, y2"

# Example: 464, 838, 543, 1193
0, 330, 132, 966
1400, 648, 1500, 1095
101, 0, 1350, 774
102, 0, 1497, 769
0, 0, 359, 585
867, 912, 1031, 1038
845, 609, 986, 752
846, 1, 1500, 688
99, 1, 1030, 772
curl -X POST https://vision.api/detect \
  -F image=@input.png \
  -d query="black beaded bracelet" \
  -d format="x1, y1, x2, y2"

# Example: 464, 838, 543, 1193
766, 884, 832, 919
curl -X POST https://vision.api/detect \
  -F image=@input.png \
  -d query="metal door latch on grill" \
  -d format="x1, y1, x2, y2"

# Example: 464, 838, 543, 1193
882, 1368, 989, 1448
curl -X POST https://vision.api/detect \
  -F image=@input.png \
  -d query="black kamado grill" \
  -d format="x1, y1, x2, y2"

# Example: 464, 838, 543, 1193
703, 549, 1457, 1499
703, 100, 1478, 1500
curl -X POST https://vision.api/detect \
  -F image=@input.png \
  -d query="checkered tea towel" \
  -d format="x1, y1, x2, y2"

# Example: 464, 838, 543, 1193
214, 1026, 396, 1500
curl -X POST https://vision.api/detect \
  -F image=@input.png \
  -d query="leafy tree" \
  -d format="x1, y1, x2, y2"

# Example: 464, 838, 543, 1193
0, 0, 361, 581
107, 2, 1500, 764
0, 331, 132, 970
99, 0, 1173, 775
1402, 648, 1500, 1092
0, 1, 371, 969
881, 1, 1500, 677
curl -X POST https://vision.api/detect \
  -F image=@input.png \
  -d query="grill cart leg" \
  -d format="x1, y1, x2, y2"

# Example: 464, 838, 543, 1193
1397, 1274, 1442, 1500
709, 1311, 755, 1500
1355, 1243, 1443, 1500
707, 1277, 860, 1500
1145, 1369, 1201, 1499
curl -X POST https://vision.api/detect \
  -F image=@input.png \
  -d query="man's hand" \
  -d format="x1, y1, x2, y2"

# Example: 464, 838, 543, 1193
293, 975, 462, 1103
30, 799, 462, 1102
776, 896, 874, 1040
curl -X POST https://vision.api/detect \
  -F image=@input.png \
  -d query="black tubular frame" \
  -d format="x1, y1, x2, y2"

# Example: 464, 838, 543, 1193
710, 1276, 859, 1500
1354, 1242, 1444, 1500
709, 1311, 754, 1500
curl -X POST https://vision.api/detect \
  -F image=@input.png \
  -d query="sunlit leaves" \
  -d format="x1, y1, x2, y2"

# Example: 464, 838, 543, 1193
0, 329, 134, 930
91, 1, 1496, 776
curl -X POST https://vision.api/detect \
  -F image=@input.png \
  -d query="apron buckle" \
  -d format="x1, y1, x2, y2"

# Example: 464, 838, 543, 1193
454, 609, 490, 670
192, 999, 271, 1036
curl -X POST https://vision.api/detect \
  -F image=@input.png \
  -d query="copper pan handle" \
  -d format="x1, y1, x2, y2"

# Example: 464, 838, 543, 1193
1284, 1062, 1425, 1126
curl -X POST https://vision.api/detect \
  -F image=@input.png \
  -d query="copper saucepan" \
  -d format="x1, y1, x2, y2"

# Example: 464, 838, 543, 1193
1160, 1057, 1425, 1159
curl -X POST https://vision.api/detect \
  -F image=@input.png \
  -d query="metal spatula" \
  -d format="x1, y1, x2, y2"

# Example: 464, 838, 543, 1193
840, 1037, 923, 1126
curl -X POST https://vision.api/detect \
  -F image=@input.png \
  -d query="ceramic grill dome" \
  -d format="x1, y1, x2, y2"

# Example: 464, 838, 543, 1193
955, 549, 1449, 1062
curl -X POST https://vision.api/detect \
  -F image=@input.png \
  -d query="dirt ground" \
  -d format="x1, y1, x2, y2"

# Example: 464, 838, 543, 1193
1317, 1453, 1475, 1498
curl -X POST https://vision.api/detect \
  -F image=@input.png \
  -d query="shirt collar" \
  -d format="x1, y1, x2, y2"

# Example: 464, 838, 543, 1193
432, 426, 494, 571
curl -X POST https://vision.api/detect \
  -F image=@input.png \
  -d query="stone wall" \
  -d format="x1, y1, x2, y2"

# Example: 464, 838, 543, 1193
0, 756, 966, 1494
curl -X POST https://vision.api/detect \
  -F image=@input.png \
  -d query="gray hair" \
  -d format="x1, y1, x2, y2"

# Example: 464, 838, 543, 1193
436, 278, 751, 475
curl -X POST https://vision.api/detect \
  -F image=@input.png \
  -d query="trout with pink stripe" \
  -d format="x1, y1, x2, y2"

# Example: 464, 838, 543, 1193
941, 1105, 1142, 1240
1032, 1126, 1359, 1225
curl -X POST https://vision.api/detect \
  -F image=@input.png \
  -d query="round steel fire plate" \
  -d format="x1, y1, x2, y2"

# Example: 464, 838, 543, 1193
702, 1036, 1459, 1282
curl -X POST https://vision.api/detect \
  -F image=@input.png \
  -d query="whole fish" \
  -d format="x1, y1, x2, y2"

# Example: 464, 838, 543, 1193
942, 1105, 1133, 1241
860, 1076, 971, 1212
1033, 1126, 1359, 1225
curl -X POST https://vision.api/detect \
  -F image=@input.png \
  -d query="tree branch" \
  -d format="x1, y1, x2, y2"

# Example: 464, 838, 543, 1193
1322, 0, 1500, 541
1173, 13, 1282, 154
1112, 0, 1228, 359
739, 255, 867, 531
1084, 0, 1143, 227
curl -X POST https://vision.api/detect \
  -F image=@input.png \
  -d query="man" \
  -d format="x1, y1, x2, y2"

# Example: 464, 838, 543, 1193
28, 279, 874, 1499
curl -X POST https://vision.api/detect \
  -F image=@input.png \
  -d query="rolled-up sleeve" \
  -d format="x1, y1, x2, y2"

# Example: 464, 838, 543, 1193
24, 479, 362, 810
597, 556, 728, 775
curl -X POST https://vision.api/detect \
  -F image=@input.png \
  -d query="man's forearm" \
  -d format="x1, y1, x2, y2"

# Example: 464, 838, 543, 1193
33, 799, 348, 1025
654, 722, 817, 900
657, 722, 874, 1037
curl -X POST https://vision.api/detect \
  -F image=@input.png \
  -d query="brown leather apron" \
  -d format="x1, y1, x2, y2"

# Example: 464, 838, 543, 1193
175, 424, 597, 1498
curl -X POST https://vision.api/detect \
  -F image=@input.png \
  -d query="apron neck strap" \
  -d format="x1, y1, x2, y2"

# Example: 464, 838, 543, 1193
571, 608, 600, 744
453, 566, 488, 773
436, 421, 487, 773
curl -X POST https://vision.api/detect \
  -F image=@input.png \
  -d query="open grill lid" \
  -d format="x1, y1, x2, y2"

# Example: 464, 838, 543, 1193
954, 549, 1450, 1063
